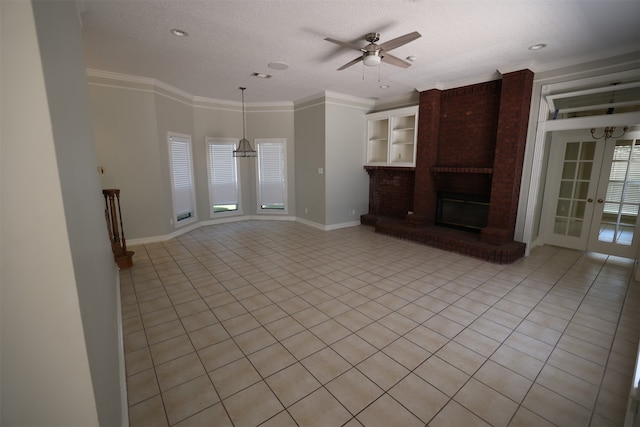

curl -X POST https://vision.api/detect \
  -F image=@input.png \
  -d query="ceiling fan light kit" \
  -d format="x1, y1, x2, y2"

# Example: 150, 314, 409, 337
363, 52, 382, 66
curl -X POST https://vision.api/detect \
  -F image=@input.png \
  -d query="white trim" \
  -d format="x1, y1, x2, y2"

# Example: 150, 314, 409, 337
87, 68, 195, 101
294, 91, 374, 112
533, 45, 640, 75
416, 71, 502, 92
295, 217, 361, 231
521, 68, 640, 258
114, 263, 128, 427
126, 216, 363, 245
544, 111, 640, 132
546, 80, 640, 114
324, 220, 362, 231
127, 216, 297, 245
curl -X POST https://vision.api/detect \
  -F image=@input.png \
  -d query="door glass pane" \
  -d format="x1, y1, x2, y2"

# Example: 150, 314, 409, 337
553, 140, 596, 238
556, 200, 570, 217
628, 162, 640, 180
565, 142, 580, 160
596, 138, 639, 245
624, 183, 640, 203
562, 162, 576, 179
614, 140, 632, 160
554, 218, 568, 234
574, 181, 590, 199
571, 201, 586, 218
568, 220, 583, 237
598, 224, 615, 243
622, 204, 639, 216
618, 226, 635, 245
606, 182, 624, 203
577, 162, 592, 180
580, 141, 596, 160
559, 181, 574, 198
610, 162, 628, 180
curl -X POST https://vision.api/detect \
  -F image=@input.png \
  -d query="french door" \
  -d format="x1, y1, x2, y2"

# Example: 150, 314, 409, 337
542, 129, 640, 258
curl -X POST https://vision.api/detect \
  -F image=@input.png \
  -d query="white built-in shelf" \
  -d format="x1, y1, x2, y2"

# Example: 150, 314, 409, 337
365, 106, 418, 167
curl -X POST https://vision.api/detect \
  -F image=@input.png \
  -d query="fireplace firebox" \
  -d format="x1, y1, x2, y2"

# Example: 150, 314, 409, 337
436, 192, 489, 232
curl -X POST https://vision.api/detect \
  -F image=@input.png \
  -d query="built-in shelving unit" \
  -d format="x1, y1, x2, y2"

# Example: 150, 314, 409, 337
366, 106, 418, 167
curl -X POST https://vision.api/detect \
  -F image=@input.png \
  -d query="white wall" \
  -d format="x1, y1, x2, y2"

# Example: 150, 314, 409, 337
1, 1, 122, 425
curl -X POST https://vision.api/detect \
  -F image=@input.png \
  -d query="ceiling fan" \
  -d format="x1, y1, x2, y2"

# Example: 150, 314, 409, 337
325, 31, 421, 70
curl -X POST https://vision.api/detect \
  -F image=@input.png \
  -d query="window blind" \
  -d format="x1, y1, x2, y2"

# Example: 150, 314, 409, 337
257, 139, 286, 210
207, 138, 240, 215
169, 135, 196, 223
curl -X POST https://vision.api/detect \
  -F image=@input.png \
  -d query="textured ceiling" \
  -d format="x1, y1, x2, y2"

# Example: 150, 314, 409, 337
80, 0, 640, 104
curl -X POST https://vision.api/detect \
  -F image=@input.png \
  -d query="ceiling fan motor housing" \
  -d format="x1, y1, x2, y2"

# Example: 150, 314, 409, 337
365, 32, 381, 43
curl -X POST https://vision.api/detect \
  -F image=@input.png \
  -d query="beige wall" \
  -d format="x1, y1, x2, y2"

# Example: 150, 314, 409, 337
294, 100, 327, 225
1, 1, 122, 425
90, 80, 298, 238
325, 102, 369, 226
91, 84, 169, 238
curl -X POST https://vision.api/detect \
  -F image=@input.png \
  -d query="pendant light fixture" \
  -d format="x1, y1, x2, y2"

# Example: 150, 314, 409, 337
233, 87, 257, 157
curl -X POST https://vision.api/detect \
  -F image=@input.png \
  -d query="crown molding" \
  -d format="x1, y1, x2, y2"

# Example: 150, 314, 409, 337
87, 68, 294, 111
416, 71, 502, 92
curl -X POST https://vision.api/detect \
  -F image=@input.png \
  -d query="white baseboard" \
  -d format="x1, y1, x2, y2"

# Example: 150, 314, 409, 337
127, 215, 362, 246
114, 264, 129, 427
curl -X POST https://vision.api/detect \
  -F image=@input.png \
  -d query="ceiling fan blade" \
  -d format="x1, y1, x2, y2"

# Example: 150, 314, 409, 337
381, 52, 411, 68
378, 31, 421, 52
337, 56, 364, 70
324, 37, 364, 51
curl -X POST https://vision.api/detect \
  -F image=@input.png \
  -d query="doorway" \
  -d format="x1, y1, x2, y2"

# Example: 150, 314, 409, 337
541, 128, 640, 258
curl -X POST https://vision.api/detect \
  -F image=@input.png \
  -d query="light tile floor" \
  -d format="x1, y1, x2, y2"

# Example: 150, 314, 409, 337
120, 221, 640, 427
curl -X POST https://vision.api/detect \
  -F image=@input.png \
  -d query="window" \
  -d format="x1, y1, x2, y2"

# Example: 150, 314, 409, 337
206, 137, 241, 216
168, 132, 197, 227
256, 138, 287, 213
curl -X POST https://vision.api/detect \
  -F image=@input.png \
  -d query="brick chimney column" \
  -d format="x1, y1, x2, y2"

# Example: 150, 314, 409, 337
406, 89, 441, 227
481, 69, 534, 245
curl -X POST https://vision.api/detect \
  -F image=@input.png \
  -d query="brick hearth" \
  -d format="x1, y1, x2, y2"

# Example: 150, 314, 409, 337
361, 214, 526, 264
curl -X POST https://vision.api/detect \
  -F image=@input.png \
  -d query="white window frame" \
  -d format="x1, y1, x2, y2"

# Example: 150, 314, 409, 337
205, 137, 242, 218
167, 132, 197, 228
255, 138, 288, 214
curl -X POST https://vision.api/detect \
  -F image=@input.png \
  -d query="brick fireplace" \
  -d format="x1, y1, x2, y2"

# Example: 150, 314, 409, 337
362, 69, 534, 263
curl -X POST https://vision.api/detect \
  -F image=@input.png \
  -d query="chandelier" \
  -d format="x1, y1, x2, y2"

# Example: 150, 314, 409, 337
233, 87, 257, 157
590, 126, 629, 142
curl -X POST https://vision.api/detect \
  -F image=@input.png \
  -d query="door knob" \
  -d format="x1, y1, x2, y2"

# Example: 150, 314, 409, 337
587, 198, 593, 203
597, 199, 603, 203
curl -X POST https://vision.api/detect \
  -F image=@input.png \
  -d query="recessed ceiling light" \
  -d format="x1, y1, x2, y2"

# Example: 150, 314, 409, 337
170, 28, 188, 37
528, 43, 547, 51
268, 62, 289, 70
252, 72, 272, 79
380, 84, 390, 89
406, 55, 418, 62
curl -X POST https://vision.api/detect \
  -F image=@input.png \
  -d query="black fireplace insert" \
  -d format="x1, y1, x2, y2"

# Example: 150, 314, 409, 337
436, 192, 490, 232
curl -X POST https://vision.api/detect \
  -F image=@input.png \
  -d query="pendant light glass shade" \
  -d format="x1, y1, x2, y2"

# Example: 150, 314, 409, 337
233, 87, 257, 158
234, 138, 257, 157
363, 52, 381, 66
